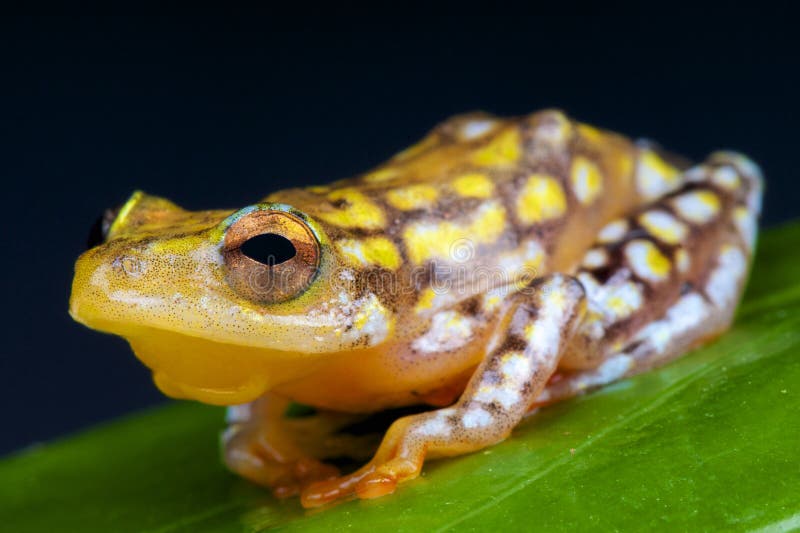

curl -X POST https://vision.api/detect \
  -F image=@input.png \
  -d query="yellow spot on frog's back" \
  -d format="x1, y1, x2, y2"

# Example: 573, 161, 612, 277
403, 201, 506, 264
637, 149, 681, 200
318, 188, 385, 229
452, 173, 494, 198
470, 201, 506, 242
306, 185, 330, 194
414, 288, 437, 313
472, 128, 521, 167
516, 174, 567, 224
352, 294, 394, 340
570, 156, 603, 205
672, 190, 721, 224
711, 165, 741, 191
638, 210, 689, 245
336, 237, 401, 270
386, 184, 438, 210
625, 239, 672, 282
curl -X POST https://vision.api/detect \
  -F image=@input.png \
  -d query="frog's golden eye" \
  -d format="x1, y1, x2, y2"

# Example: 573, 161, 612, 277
222, 210, 320, 303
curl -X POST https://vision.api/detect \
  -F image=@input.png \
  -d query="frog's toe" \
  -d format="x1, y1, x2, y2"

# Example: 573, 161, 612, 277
300, 456, 422, 507
271, 458, 340, 499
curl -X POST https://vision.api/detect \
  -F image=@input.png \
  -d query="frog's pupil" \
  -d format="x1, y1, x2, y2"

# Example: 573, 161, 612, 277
241, 233, 297, 266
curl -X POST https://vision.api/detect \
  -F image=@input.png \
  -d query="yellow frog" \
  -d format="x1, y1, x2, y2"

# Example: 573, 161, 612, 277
69, 110, 762, 507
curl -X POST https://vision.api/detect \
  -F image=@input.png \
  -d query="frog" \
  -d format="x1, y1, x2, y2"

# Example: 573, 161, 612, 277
69, 109, 763, 508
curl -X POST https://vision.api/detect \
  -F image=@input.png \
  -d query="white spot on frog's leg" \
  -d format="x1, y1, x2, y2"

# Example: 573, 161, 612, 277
560, 354, 634, 393
412, 311, 474, 354
461, 119, 497, 140
570, 156, 603, 205
638, 210, 689, 245
711, 165, 741, 191
734, 206, 757, 251
225, 403, 252, 423
474, 384, 522, 410
500, 352, 531, 381
671, 190, 721, 224
462, 407, 493, 429
416, 413, 453, 438
522, 276, 581, 360
582, 248, 609, 269
634, 292, 711, 355
624, 239, 672, 282
598, 219, 629, 243
705, 245, 746, 308
716, 151, 764, 186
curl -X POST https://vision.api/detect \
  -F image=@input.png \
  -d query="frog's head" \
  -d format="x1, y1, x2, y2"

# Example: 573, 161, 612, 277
70, 191, 387, 405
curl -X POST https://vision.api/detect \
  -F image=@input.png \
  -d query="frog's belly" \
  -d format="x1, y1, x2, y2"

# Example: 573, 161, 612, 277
273, 338, 487, 413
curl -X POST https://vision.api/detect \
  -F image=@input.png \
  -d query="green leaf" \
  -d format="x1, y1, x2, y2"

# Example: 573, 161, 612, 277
3, 223, 800, 532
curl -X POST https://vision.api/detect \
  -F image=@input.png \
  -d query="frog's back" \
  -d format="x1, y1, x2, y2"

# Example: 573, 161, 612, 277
264, 110, 685, 304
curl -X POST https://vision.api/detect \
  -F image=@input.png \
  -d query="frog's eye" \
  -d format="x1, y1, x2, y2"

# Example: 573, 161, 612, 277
222, 210, 320, 303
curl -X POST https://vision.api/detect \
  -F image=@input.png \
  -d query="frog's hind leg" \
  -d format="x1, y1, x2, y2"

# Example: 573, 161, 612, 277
223, 394, 376, 498
541, 151, 763, 405
300, 274, 587, 508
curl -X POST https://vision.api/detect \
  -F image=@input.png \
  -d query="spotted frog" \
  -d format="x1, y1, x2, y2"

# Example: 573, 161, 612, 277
70, 110, 762, 507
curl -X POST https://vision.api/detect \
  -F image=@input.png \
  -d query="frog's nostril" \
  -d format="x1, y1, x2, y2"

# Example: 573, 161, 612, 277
86, 207, 121, 250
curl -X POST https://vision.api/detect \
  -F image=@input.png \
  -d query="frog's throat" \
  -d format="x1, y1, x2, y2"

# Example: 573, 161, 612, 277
89, 323, 324, 406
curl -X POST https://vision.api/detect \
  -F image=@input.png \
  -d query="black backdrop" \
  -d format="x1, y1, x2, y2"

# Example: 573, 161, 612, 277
1, 14, 797, 454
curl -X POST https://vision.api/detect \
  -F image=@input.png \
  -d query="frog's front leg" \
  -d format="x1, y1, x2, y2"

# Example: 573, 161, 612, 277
223, 394, 375, 498
300, 274, 586, 508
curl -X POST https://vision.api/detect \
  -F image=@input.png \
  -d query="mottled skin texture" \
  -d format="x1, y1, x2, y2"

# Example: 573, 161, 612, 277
70, 110, 762, 507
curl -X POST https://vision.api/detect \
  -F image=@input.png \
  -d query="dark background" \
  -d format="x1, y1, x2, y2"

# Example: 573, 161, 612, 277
1, 14, 797, 454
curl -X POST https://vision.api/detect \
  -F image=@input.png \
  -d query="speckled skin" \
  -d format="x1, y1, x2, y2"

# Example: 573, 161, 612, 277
69, 110, 762, 507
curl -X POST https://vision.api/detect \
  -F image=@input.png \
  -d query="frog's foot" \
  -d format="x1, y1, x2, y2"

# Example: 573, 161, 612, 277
302, 274, 586, 508
224, 419, 340, 498
300, 414, 433, 506
223, 394, 372, 498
